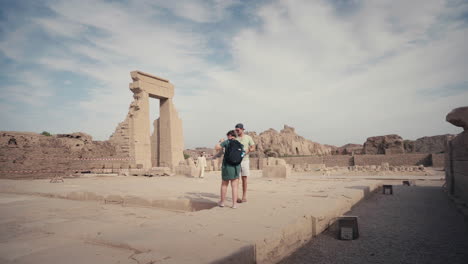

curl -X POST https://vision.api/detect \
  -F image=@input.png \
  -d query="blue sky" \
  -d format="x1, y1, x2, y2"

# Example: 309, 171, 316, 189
0, 0, 467, 149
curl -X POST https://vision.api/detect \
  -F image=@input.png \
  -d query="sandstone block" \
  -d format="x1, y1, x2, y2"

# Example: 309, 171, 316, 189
175, 164, 199, 177
262, 165, 290, 178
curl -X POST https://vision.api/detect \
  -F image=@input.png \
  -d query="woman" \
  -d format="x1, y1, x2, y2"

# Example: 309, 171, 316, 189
215, 130, 240, 208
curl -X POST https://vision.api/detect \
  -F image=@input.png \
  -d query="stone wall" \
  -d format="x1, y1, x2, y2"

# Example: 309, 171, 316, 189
354, 154, 431, 166
263, 154, 440, 168
0, 132, 131, 179
323, 156, 353, 167
282, 156, 323, 165
446, 133, 468, 203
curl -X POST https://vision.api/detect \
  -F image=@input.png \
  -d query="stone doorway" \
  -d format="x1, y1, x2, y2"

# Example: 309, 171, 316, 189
110, 71, 184, 169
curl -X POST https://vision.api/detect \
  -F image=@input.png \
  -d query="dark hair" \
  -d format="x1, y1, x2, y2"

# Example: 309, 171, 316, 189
235, 123, 244, 129
226, 130, 237, 138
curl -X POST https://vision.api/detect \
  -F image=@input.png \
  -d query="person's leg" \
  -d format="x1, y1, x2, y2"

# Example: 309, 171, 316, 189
219, 180, 229, 206
200, 167, 205, 178
231, 178, 239, 208
241, 176, 247, 201
237, 168, 243, 203
241, 159, 250, 202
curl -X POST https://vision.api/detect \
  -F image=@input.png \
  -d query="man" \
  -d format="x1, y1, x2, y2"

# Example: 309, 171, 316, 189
234, 123, 255, 203
197, 151, 207, 178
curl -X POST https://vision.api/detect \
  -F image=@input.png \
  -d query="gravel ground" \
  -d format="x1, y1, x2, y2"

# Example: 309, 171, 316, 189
280, 183, 468, 264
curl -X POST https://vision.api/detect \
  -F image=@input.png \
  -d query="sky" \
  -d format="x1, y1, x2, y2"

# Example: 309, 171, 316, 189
0, 0, 467, 149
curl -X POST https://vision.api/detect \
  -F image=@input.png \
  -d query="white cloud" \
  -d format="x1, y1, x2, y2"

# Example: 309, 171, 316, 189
0, 71, 54, 106
151, 0, 240, 23
0, 0, 466, 148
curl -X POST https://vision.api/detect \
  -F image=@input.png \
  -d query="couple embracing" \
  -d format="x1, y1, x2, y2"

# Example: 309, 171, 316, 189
215, 123, 255, 208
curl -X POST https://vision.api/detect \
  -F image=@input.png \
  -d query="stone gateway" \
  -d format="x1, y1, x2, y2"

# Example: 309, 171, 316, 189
110, 71, 184, 169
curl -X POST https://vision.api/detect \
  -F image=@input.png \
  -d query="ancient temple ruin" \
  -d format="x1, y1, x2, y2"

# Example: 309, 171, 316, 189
110, 71, 184, 169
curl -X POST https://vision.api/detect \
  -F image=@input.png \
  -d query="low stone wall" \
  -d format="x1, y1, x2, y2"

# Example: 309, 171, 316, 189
0, 158, 134, 179
323, 156, 352, 167
354, 154, 431, 166
283, 154, 437, 168
180, 153, 445, 174
282, 156, 323, 164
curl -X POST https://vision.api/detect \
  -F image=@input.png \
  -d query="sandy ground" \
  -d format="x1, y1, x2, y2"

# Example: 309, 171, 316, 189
279, 182, 468, 264
0, 171, 388, 264
0, 171, 450, 263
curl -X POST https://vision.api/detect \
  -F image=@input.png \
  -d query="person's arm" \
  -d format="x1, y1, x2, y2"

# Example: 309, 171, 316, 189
247, 137, 255, 153
215, 138, 225, 151
248, 144, 255, 153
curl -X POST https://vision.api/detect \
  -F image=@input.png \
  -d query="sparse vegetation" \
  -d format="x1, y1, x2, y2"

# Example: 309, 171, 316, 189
184, 153, 190, 159
41, 131, 52, 136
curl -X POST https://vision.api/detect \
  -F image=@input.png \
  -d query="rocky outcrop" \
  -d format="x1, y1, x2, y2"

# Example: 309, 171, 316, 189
362, 134, 404, 155
404, 135, 453, 154
247, 125, 332, 157
333, 144, 363, 155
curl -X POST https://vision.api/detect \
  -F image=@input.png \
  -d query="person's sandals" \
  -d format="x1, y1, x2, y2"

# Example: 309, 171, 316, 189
218, 202, 225, 207
242, 199, 247, 203
231, 205, 237, 209
236, 199, 243, 203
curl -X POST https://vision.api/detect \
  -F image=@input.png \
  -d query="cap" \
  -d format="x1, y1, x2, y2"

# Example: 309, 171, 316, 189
235, 123, 244, 129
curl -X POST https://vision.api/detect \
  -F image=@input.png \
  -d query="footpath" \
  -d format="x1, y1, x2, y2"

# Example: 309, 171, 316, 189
280, 183, 468, 264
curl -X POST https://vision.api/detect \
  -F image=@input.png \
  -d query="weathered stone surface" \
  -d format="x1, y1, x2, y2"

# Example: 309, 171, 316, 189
0, 131, 123, 179
248, 125, 332, 157
262, 157, 290, 178
174, 158, 199, 177
362, 134, 404, 155
404, 134, 454, 154
446, 106, 468, 205
110, 71, 184, 169
446, 106, 468, 130
332, 144, 363, 155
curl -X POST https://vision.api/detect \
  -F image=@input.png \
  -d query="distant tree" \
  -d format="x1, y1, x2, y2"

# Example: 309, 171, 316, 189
184, 153, 190, 159
41, 131, 51, 136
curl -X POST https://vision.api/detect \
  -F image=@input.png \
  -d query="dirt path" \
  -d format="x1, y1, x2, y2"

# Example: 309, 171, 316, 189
280, 183, 468, 264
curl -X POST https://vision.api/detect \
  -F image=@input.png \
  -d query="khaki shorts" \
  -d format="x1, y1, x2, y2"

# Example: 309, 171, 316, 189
240, 159, 250, 177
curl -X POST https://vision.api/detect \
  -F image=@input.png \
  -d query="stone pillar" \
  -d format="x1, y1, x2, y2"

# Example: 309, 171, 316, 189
129, 89, 152, 169
158, 98, 184, 169
110, 71, 184, 170
445, 106, 468, 203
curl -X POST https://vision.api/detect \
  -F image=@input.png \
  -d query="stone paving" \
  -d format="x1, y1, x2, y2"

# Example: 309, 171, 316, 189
280, 182, 468, 264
